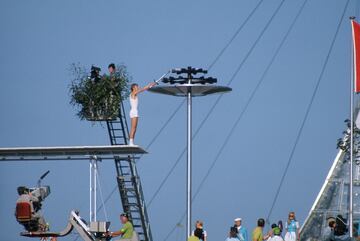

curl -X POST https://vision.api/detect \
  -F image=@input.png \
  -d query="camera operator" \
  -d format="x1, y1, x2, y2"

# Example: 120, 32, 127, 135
16, 186, 47, 232
108, 63, 116, 76
17, 186, 40, 214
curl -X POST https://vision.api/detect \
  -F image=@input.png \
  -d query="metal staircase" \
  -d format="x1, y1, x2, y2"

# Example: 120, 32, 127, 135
106, 101, 152, 241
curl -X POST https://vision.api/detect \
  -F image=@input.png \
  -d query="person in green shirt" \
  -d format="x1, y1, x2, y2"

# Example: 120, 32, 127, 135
252, 218, 271, 241
109, 213, 134, 240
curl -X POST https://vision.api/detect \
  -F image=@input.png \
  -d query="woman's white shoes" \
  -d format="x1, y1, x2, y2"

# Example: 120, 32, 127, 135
129, 139, 135, 146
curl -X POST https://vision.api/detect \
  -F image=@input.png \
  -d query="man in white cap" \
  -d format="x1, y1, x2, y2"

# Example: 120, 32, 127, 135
234, 218, 248, 241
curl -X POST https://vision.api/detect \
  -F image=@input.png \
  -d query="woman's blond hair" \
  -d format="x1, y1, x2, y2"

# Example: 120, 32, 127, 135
287, 211, 296, 224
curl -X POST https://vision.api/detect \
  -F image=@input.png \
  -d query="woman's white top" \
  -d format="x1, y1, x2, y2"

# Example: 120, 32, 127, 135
129, 95, 139, 118
285, 221, 299, 233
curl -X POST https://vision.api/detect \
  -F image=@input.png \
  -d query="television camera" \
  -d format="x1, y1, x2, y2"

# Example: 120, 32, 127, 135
15, 171, 51, 232
90, 65, 102, 82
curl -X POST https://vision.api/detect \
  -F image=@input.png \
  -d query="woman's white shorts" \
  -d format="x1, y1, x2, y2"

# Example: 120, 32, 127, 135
130, 110, 139, 118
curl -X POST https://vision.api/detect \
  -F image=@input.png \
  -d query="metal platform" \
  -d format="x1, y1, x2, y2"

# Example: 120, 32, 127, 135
0, 145, 146, 161
148, 84, 232, 97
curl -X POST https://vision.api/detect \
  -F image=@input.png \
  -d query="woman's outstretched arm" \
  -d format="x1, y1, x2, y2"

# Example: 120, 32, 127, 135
134, 82, 156, 95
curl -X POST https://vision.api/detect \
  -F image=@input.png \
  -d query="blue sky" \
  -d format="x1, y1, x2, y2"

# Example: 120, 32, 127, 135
0, 0, 357, 241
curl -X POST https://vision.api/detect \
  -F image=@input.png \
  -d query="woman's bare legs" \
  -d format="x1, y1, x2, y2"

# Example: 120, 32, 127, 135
129, 117, 138, 145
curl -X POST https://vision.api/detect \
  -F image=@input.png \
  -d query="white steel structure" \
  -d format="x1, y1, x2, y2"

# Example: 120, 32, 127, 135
300, 118, 360, 240
0, 144, 146, 238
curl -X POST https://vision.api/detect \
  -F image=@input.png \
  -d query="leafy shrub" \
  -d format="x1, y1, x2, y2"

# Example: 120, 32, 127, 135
69, 63, 131, 121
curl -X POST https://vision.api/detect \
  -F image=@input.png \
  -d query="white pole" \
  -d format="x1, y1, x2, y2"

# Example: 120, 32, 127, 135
90, 156, 97, 222
350, 17, 355, 237
350, 65, 354, 238
90, 159, 92, 222
186, 88, 192, 239
94, 159, 97, 222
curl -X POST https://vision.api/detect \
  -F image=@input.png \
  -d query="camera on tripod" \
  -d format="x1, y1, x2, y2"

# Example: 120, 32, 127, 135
90, 66, 102, 82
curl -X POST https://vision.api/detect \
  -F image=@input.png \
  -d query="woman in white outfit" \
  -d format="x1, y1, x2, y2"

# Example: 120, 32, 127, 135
129, 82, 156, 146
284, 212, 300, 241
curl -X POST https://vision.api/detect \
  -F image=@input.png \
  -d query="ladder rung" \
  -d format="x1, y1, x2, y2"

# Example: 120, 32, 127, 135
118, 180, 133, 184
127, 203, 139, 206
123, 186, 135, 190
119, 173, 130, 176
117, 175, 132, 179
123, 189, 135, 192
125, 195, 137, 198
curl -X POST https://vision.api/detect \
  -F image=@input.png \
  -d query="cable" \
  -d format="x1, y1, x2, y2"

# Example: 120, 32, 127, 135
145, 0, 266, 153
72, 164, 112, 241
144, 0, 266, 153
207, 0, 265, 70
144, 99, 185, 151
96, 184, 118, 213
143, 0, 266, 157
98, 0, 267, 212
96, 165, 108, 221
265, 0, 350, 224
72, 181, 119, 241
149, 0, 286, 209
195, 0, 309, 203
141, 0, 264, 155
96, 100, 185, 207
145, 0, 266, 152
161, 0, 309, 239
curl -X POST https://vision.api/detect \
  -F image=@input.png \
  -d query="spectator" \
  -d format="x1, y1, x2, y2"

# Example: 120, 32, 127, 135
252, 218, 271, 241
269, 227, 284, 241
188, 228, 204, 241
284, 212, 300, 241
109, 213, 134, 241
323, 219, 336, 241
226, 227, 240, 241
234, 218, 248, 241
267, 224, 278, 240
192, 220, 207, 241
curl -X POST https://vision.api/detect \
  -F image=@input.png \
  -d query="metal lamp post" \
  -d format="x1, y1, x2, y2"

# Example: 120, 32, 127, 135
149, 67, 232, 238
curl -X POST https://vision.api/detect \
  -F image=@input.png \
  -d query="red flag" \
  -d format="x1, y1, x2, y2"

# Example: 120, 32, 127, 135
352, 20, 360, 92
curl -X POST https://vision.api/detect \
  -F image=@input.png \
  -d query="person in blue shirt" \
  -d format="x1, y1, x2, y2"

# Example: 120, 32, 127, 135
284, 212, 300, 241
234, 218, 248, 241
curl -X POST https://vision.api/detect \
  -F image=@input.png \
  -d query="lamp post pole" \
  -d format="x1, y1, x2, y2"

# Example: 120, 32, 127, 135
148, 67, 232, 241
186, 75, 192, 238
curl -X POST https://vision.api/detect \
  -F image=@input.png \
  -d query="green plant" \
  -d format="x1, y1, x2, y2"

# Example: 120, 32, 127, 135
69, 63, 131, 121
